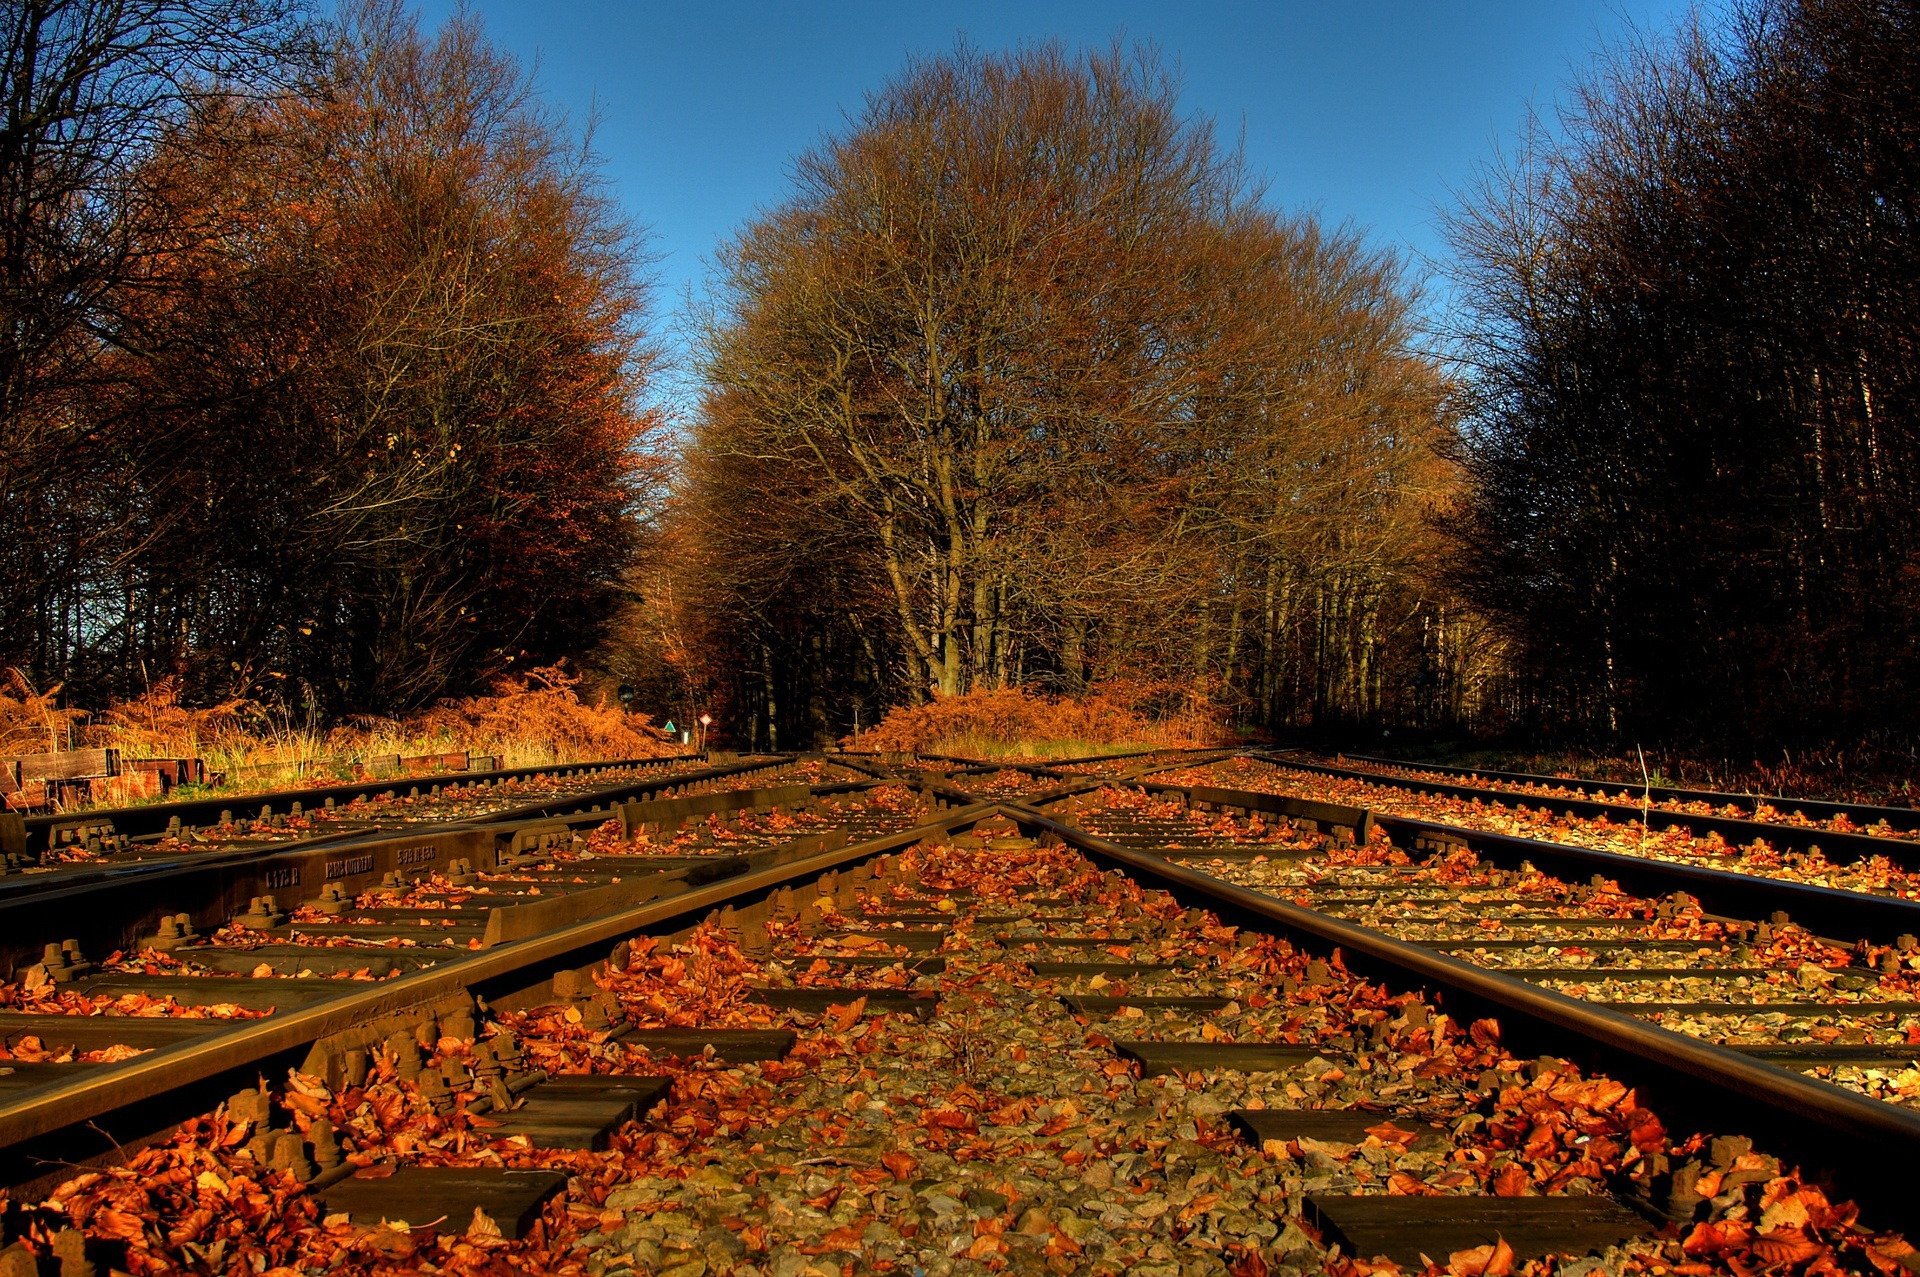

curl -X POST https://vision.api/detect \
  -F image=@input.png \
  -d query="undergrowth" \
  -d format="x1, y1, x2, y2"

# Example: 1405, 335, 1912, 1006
848, 683, 1233, 759
2, 666, 675, 802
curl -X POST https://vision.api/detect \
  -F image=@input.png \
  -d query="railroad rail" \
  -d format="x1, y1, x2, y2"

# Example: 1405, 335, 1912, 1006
8, 753, 628, 844
0, 757, 1909, 1272
1117, 768, 1920, 950
1338, 751, 1920, 836
2, 752, 745, 861
1178, 754, 1920, 922
0, 754, 825, 900
1260, 752, 1920, 867
1040, 783, 1920, 1150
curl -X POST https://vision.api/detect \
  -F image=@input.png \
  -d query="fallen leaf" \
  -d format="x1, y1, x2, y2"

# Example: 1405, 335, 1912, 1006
1364, 1120, 1417, 1146
827, 996, 868, 1032
1490, 1163, 1530, 1196
1448, 1237, 1515, 1277
1750, 1228, 1822, 1266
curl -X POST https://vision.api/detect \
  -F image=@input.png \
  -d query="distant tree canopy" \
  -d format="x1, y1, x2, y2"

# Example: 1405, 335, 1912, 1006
1444, 0, 1920, 744
0, 1, 660, 714
650, 45, 1470, 748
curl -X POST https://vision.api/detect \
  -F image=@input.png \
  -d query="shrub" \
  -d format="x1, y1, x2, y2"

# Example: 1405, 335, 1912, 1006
3, 665, 673, 800
850, 683, 1232, 758
0, 672, 85, 756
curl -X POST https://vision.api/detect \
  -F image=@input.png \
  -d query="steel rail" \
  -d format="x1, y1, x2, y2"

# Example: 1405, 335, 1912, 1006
14, 752, 715, 857
8, 762, 1919, 1233
1124, 777, 1920, 948
0, 761, 873, 978
1256, 753, 1920, 869
0, 755, 799, 905
1337, 751, 1920, 835
1005, 797, 1920, 1229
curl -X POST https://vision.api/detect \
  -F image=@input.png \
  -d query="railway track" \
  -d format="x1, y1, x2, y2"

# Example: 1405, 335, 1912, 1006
2, 752, 766, 864
5, 752, 714, 860
0, 754, 839, 897
1058, 784, 1920, 1100
1339, 752, 1920, 838
0, 758, 1910, 1273
1187, 753, 1920, 904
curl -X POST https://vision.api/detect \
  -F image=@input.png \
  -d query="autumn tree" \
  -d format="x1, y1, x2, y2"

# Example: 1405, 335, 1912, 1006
0, 0, 312, 683
672, 43, 1468, 747
84, 2, 661, 711
1444, 0, 1920, 743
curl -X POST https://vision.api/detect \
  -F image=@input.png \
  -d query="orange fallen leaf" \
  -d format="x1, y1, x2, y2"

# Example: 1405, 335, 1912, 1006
1490, 1163, 1530, 1197
1750, 1228, 1822, 1266
827, 996, 868, 1032
1447, 1237, 1515, 1277
820, 1221, 867, 1249
1364, 1120, 1417, 1146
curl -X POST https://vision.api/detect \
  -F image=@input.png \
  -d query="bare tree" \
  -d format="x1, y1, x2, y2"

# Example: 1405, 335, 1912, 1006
1443, 0, 1920, 743
0, 0, 311, 679
669, 42, 1468, 744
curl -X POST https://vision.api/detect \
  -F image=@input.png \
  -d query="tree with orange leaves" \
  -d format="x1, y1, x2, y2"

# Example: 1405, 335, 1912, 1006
100, 1, 661, 712
673, 42, 1468, 747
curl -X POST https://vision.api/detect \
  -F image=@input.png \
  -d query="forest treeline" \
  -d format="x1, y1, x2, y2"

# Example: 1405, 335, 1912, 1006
1444, 0, 1918, 744
0, 0, 656, 715
2, 0, 1913, 750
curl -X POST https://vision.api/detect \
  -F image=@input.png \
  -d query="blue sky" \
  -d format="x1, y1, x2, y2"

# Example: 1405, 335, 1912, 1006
411, 1, 1696, 405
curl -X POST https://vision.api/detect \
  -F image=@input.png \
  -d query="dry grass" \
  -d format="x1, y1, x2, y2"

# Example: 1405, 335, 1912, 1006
849, 683, 1232, 759
0, 672, 86, 757
3, 666, 676, 801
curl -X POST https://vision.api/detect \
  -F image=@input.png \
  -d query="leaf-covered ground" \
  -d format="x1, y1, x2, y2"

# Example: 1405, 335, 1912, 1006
4, 823, 1912, 1275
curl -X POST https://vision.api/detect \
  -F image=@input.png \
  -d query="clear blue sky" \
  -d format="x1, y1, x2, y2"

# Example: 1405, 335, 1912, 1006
410, 0, 1696, 405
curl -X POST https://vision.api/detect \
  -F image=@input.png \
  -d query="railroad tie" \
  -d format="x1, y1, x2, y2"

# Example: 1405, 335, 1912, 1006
614, 1027, 797, 1063
1303, 1193, 1647, 1268
1226, 1107, 1449, 1153
1026, 959, 1189, 978
803, 954, 949, 974
0, 1012, 232, 1052
67, 973, 346, 1011
819, 928, 948, 952
1060, 994, 1232, 1015
747, 987, 942, 1019
1113, 1040, 1333, 1076
318, 1166, 568, 1239
0, 1059, 104, 1096
487, 1075, 671, 1150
